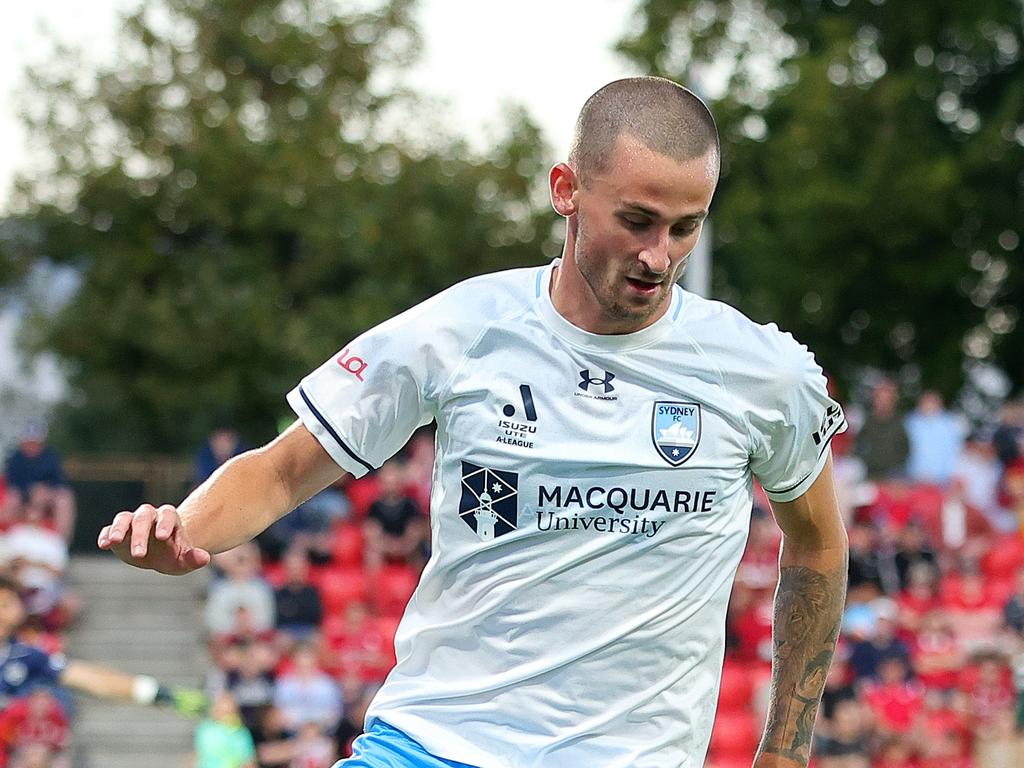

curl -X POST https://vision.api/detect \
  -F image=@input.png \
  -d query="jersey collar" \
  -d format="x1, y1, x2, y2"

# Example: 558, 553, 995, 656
536, 259, 682, 352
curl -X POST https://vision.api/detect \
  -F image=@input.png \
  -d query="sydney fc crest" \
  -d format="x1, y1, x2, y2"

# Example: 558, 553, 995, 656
460, 461, 519, 541
652, 401, 701, 466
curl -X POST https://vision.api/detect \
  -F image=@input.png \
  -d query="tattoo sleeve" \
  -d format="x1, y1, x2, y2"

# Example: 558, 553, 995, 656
757, 563, 847, 766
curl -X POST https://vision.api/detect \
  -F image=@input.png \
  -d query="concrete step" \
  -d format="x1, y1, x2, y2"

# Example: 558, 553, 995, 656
66, 555, 208, 767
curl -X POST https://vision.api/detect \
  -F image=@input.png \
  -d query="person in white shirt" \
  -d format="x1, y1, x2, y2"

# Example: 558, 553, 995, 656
98, 76, 848, 768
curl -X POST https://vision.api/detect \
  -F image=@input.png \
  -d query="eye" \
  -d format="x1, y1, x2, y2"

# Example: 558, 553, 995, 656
671, 221, 700, 238
620, 215, 649, 230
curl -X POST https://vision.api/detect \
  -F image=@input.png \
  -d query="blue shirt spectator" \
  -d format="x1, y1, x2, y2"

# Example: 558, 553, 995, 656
904, 391, 965, 485
195, 425, 246, 486
4, 423, 65, 496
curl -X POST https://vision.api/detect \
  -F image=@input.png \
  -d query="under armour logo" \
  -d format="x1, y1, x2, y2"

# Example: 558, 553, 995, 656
579, 369, 616, 393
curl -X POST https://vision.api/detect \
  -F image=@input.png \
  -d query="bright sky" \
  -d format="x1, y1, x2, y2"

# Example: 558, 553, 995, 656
0, 0, 643, 213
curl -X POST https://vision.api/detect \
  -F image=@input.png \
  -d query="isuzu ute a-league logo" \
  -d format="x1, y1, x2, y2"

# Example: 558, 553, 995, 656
459, 462, 519, 541
652, 401, 701, 466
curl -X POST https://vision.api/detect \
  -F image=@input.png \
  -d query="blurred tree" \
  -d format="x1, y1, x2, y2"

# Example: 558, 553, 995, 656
620, 0, 1023, 398
1, 0, 553, 452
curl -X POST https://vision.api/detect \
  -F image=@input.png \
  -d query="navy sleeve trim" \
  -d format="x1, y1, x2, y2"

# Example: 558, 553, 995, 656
766, 416, 847, 496
298, 386, 375, 474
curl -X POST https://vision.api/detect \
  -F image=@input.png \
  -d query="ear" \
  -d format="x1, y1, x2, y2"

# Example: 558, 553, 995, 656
549, 162, 579, 217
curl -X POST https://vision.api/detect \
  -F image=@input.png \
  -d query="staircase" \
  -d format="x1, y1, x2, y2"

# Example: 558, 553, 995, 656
65, 555, 210, 768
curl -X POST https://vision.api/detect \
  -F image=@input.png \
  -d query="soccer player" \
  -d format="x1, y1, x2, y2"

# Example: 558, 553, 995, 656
99, 77, 849, 768
0, 576, 206, 717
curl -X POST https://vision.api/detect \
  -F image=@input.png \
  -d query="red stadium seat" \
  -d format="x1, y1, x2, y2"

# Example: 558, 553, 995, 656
371, 564, 419, 618
717, 659, 754, 712
262, 561, 286, 588
708, 710, 759, 760
332, 522, 365, 567
982, 534, 1024, 580
373, 614, 402, 644
346, 475, 381, 519
318, 566, 368, 615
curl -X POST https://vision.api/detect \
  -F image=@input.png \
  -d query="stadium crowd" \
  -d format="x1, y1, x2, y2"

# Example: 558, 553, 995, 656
2, 381, 1024, 767
0, 424, 78, 767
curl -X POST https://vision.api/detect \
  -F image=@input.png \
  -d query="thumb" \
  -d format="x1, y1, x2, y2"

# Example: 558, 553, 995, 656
181, 547, 212, 571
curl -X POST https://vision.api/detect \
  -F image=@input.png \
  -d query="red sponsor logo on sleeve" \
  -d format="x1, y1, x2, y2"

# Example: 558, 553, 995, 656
336, 347, 368, 381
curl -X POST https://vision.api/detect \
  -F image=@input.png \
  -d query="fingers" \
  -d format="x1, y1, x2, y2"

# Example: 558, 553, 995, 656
154, 504, 180, 541
97, 504, 181, 555
97, 509, 141, 549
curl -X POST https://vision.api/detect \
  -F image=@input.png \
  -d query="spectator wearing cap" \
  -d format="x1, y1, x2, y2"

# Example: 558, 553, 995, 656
848, 599, 911, 682
1, 422, 75, 541
904, 391, 966, 487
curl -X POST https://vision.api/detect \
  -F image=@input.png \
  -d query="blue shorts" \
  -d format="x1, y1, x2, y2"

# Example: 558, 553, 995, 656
335, 719, 479, 768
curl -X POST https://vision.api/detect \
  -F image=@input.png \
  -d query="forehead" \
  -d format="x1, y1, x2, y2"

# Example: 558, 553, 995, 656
588, 133, 718, 211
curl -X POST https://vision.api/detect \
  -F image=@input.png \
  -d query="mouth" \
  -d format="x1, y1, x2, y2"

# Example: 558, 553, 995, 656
625, 276, 663, 296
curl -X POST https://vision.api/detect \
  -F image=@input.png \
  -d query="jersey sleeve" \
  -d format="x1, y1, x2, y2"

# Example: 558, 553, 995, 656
747, 335, 847, 503
287, 295, 452, 478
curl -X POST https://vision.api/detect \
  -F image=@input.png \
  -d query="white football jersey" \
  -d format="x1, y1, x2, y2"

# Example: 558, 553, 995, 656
288, 260, 846, 768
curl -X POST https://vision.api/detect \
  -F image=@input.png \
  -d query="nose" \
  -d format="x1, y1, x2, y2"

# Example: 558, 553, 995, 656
637, 228, 672, 275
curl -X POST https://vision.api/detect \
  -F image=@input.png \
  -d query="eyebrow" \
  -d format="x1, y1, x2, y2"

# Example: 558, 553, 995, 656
619, 201, 708, 223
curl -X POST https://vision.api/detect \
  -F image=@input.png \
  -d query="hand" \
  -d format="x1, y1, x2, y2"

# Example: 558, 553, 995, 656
156, 685, 209, 718
97, 504, 211, 575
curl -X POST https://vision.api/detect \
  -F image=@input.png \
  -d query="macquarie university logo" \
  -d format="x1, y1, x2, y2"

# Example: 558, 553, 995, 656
652, 401, 701, 466
460, 462, 519, 541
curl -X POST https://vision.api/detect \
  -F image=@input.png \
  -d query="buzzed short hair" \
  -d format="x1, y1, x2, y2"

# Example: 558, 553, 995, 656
569, 77, 720, 181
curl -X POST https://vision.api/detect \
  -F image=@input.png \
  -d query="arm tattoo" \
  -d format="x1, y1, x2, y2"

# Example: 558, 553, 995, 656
759, 564, 846, 765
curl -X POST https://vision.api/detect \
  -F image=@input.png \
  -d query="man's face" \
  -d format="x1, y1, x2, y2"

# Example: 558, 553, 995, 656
568, 134, 717, 332
0, 588, 25, 638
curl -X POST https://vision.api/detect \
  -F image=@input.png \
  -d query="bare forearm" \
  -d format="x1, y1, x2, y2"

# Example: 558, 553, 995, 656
179, 448, 297, 554
756, 544, 848, 767
61, 660, 136, 700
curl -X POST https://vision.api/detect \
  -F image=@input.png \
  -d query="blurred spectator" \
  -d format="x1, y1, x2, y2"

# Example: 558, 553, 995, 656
403, 428, 436, 514
272, 643, 342, 732
735, 509, 781, 596
951, 433, 1015, 533
992, 398, 1024, 468
0, 689, 69, 766
962, 650, 1016, 734
4, 504, 77, 632
849, 599, 911, 682
1002, 567, 1024, 635
195, 424, 246, 486
944, 568, 1003, 650
323, 601, 393, 684
912, 688, 970, 766
363, 462, 428, 573
897, 562, 941, 635
893, 523, 938, 592
273, 549, 322, 647
194, 692, 258, 768
904, 391, 965, 486
287, 722, 336, 768
911, 611, 963, 691
813, 697, 871, 768
215, 639, 277, 734
873, 734, 918, 768
855, 378, 910, 481
862, 655, 924, 737
206, 544, 275, 637
1001, 459, 1024, 531
1, 423, 75, 541
334, 683, 376, 760
847, 523, 887, 600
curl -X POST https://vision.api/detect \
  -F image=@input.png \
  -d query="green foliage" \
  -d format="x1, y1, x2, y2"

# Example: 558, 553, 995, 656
3, 0, 553, 452
620, 0, 1023, 397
